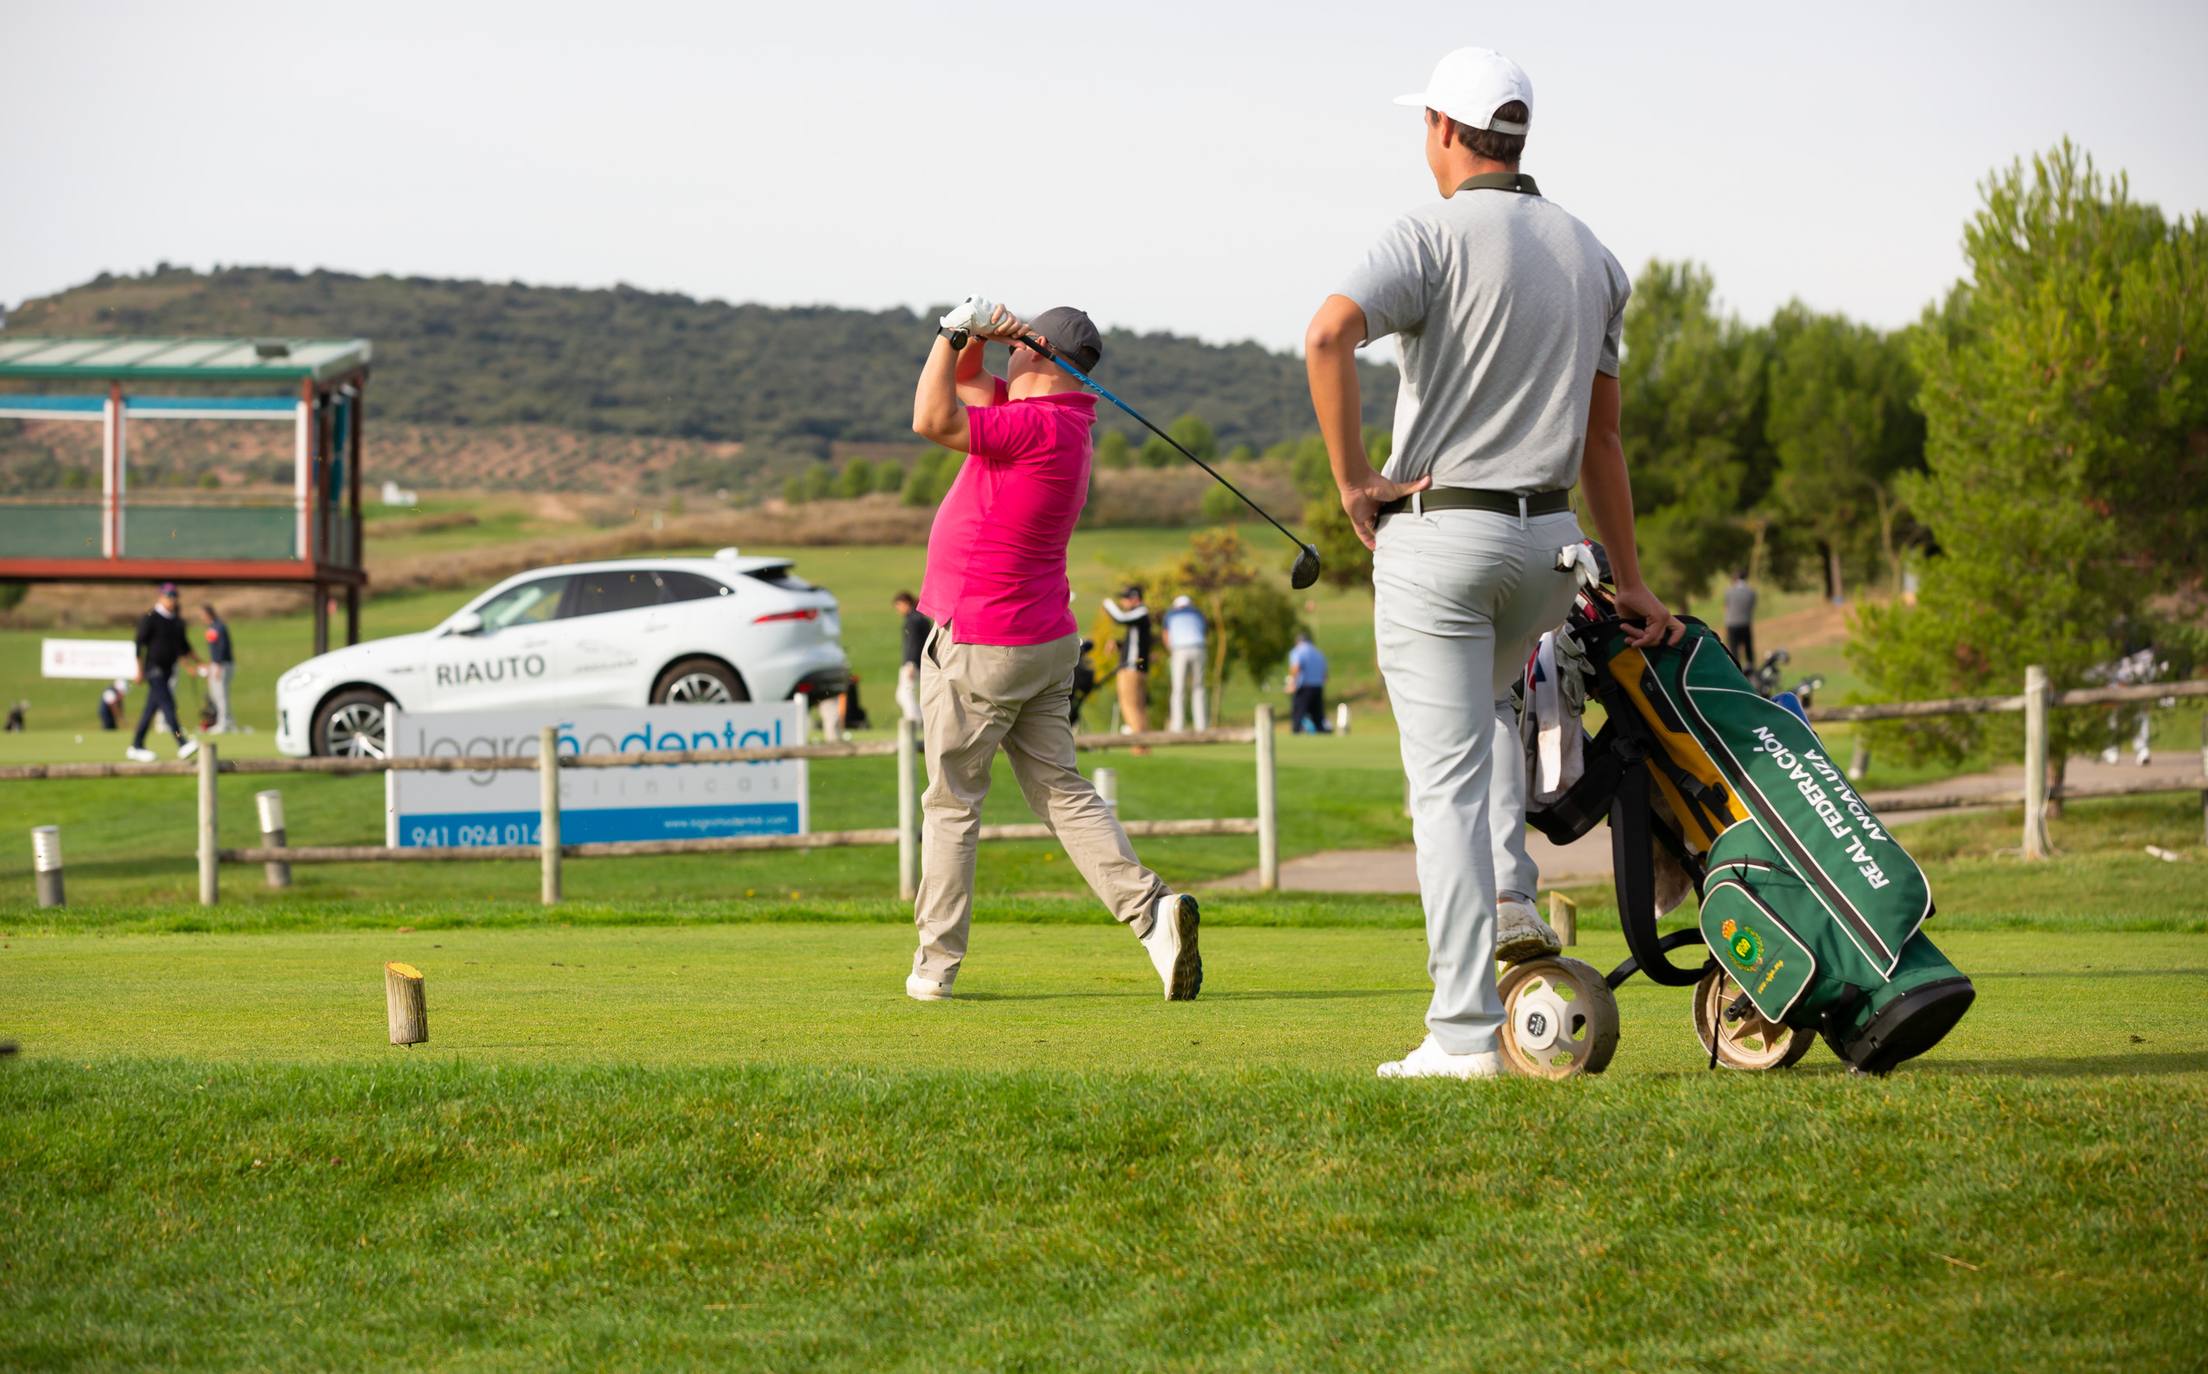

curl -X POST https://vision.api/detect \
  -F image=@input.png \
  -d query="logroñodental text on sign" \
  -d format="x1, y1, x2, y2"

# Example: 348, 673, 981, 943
385, 702, 808, 847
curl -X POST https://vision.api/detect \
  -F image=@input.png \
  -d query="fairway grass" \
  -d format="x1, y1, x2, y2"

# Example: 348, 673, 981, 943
3, 923, 2204, 1370
2, 924, 2201, 1074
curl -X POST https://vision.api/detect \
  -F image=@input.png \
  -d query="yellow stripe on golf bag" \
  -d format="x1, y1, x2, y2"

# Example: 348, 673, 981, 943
1606, 645, 1749, 854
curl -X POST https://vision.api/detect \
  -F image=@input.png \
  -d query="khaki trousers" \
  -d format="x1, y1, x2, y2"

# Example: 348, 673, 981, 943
915, 626, 1166, 983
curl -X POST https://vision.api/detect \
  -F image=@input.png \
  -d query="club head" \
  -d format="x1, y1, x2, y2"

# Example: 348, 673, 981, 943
1290, 544, 1321, 590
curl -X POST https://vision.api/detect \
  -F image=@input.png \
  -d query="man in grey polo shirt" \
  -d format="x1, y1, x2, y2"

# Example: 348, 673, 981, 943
1304, 46, 1682, 1079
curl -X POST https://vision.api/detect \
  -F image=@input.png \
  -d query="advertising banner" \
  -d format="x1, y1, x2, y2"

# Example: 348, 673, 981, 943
41, 639, 139, 681
386, 702, 808, 848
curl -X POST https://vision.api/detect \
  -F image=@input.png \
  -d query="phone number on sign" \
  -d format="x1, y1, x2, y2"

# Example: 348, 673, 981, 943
407, 822, 540, 847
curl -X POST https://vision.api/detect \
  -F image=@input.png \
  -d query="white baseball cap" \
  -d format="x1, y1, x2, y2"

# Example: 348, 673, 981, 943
1394, 47, 1533, 134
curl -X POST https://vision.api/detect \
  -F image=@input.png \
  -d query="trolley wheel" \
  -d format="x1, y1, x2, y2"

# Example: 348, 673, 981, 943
1693, 968, 1815, 1070
1497, 957, 1621, 1079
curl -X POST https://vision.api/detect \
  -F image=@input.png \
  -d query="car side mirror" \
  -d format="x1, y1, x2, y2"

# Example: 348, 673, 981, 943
447, 611, 484, 637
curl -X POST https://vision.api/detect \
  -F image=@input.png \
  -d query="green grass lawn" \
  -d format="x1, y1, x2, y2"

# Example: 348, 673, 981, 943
2, 921, 2202, 1370
6, 550, 2206, 1367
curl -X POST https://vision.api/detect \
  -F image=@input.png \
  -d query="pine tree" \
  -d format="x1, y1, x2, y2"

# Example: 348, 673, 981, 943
1853, 142, 2208, 779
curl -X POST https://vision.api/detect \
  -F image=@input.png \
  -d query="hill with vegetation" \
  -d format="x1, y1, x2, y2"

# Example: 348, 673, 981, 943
4, 265, 1396, 462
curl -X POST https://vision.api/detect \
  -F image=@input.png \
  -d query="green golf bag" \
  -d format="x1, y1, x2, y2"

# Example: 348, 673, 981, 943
1530, 582, 1974, 1074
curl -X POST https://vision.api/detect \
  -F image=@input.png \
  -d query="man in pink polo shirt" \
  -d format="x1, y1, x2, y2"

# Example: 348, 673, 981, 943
905, 299, 1201, 1003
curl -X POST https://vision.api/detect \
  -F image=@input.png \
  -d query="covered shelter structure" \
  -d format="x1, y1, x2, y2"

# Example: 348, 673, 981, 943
0, 336, 372, 652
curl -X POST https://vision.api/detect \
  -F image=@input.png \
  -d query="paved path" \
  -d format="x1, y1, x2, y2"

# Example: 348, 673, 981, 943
1220, 753, 2202, 894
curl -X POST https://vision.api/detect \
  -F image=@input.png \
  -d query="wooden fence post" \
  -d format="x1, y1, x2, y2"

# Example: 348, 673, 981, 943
255, 790, 291, 889
896, 716, 919, 902
197, 740, 219, 906
1095, 767, 1118, 813
1548, 891, 1577, 947
385, 961, 428, 1045
2022, 664, 2049, 860
1254, 704, 1279, 892
31, 826, 64, 908
538, 725, 561, 905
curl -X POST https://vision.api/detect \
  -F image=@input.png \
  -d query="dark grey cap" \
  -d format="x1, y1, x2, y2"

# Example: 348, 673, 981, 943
1029, 306, 1103, 374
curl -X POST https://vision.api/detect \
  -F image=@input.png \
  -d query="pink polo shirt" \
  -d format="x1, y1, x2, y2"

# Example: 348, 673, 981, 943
918, 377, 1096, 646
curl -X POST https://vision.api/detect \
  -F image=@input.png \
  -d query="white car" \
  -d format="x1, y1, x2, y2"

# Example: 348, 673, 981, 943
275, 549, 849, 757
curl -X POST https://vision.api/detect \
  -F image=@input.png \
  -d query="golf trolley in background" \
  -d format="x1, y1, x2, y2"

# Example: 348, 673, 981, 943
1490, 547, 1975, 1079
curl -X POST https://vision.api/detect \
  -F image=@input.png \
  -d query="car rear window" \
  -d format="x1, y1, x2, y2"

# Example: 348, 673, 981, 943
745, 565, 816, 591
660, 572, 734, 602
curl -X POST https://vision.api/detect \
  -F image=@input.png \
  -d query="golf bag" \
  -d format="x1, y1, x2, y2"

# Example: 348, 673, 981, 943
1529, 575, 1974, 1074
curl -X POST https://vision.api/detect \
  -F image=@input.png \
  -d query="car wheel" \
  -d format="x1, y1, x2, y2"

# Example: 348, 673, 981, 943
313, 688, 393, 758
652, 657, 748, 705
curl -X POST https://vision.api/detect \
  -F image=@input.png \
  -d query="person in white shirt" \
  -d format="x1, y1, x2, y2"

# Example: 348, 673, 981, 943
1161, 595, 1210, 731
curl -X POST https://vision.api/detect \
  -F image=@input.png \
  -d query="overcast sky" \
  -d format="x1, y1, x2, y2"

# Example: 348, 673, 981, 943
3, 0, 2201, 352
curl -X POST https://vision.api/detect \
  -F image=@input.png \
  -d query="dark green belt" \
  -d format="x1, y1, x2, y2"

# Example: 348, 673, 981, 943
1378, 487, 1572, 519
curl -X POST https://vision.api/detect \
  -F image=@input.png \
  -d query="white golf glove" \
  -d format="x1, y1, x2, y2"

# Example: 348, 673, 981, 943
939, 295, 995, 333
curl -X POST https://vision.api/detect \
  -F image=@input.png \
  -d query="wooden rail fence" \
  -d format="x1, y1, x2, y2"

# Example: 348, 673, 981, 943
10, 672, 2204, 905
8, 709, 1282, 907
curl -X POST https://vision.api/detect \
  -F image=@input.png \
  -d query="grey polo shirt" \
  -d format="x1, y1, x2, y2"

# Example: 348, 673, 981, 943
1339, 175, 1631, 494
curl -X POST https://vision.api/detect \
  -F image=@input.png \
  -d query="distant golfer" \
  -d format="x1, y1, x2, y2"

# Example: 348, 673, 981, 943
1304, 47, 1680, 1078
1723, 569, 1757, 670
892, 590, 930, 723
1101, 584, 1153, 748
1286, 630, 1330, 733
200, 603, 236, 733
905, 297, 1201, 1002
128, 582, 200, 762
1162, 594, 1209, 731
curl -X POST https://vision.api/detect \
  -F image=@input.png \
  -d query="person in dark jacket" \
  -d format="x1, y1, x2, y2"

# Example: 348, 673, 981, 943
893, 590, 931, 723
1101, 584, 1153, 750
128, 582, 199, 762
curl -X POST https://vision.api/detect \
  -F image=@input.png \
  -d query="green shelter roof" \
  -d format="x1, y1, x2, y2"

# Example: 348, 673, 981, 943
0, 336, 372, 384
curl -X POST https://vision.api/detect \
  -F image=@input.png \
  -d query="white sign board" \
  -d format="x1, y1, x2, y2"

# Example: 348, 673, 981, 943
42, 639, 139, 681
385, 702, 809, 848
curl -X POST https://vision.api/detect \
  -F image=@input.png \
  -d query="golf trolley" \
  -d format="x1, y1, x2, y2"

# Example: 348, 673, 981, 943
1491, 555, 1974, 1079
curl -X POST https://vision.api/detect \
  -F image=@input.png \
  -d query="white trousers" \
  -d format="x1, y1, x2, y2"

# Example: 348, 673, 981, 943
1375, 507, 1583, 1055
1168, 645, 1208, 732
207, 663, 234, 730
1488, 693, 1539, 904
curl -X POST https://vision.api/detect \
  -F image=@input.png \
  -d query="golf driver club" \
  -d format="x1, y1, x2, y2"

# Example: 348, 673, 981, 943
947, 324, 1322, 589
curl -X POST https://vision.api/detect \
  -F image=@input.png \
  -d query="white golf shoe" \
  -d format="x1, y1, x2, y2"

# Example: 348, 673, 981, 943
905, 973, 954, 1002
1141, 893, 1202, 1000
177, 739, 200, 761
1377, 1034, 1506, 1080
1495, 897, 1561, 964
124, 746, 157, 763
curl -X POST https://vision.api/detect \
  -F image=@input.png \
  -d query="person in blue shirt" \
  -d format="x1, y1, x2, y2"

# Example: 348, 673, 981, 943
1287, 630, 1330, 733
1161, 594, 1210, 731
